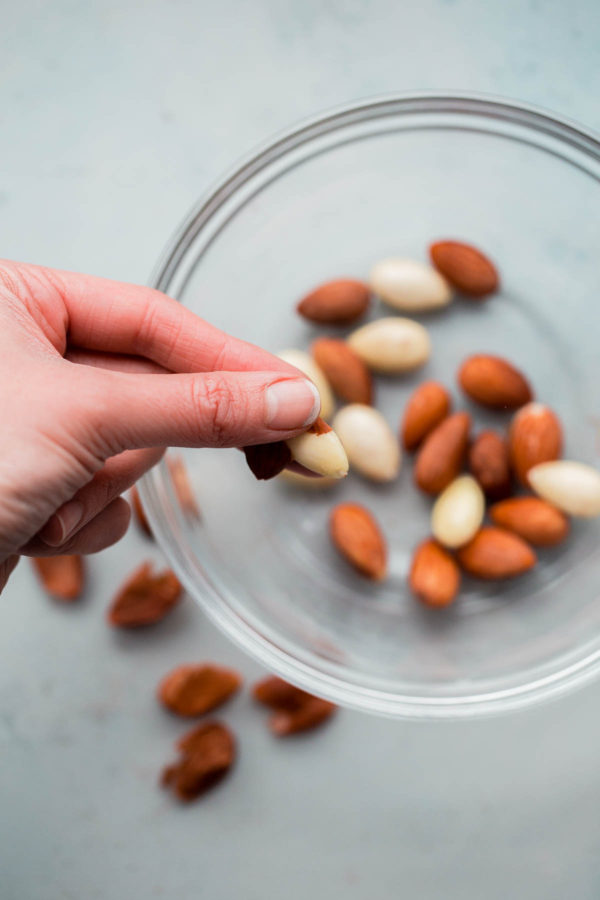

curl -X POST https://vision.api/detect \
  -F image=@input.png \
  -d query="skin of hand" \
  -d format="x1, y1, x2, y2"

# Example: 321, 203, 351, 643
0, 260, 321, 592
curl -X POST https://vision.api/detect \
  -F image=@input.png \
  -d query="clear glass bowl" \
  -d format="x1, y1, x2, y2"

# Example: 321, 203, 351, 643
140, 94, 600, 718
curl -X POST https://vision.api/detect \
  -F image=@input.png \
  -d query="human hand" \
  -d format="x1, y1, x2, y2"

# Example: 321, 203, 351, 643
0, 261, 320, 591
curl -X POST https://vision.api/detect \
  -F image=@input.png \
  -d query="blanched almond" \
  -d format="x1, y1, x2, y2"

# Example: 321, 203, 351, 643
333, 404, 401, 482
278, 349, 335, 420
431, 475, 485, 549
370, 257, 452, 312
286, 419, 348, 479
528, 461, 600, 517
347, 317, 431, 374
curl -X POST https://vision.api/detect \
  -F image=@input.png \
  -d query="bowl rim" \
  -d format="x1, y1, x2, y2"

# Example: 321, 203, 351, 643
140, 91, 600, 719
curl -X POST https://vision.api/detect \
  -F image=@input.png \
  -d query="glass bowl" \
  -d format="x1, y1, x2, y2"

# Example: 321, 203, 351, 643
140, 93, 600, 718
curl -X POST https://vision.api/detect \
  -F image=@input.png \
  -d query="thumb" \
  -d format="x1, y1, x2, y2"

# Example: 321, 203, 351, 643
76, 368, 322, 453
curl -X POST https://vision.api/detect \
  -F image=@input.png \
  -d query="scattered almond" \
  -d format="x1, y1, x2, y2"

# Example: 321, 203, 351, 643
158, 663, 243, 717
508, 402, 563, 486
278, 348, 334, 420
296, 278, 370, 325
456, 527, 537, 578
370, 257, 452, 312
107, 562, 182, 627
431, 475, 485, 549
468, 430, 512, 499
528, 460, 600, 517
414, 411, 471, 494
161, 721, 235, 801
312, 337, 373, 405
409, 539, 460, 607
253, 675, 336, 736
32, 555, 85, 602
329, 502, 388, 580
347, 317, 431, 373
490, 497, 569, 546
458, 355, 533, 409
286, 417, 349, 478
333, 404, 401, 482
401, 381, 451, 451
429, 240, 499, 297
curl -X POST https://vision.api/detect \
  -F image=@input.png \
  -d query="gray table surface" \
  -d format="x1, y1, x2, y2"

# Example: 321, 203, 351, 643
2, 2, 600, 898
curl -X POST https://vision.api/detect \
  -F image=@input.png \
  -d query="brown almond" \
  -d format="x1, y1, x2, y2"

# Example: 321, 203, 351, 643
158, 663, 243, 717
253, 675, 336, 736
429, 240, 499, 297
312, 337, 373, 405
329, 502, 387, 580
32, 555, 85, 602
508, 402, 563, 486
458, 355, 533, 409
107, 562, 182, 627
161, 721, 235, 801
297, 278, 370, 324
468, 430, 512, 500
409, 539, 461, 607
401, 381, 452, 451
490, 497, 569, 547
456, 527, 537, 578
414, 412, 471, 494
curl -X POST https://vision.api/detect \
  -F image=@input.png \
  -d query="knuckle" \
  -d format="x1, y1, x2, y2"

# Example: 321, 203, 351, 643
193, 375, 238, 447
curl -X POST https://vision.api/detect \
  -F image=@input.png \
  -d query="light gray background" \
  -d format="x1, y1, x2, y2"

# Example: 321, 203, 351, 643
1, 2, 600, 898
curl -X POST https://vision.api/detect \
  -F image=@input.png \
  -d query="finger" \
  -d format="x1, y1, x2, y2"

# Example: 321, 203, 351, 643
32, 447, 164, 548
22, 497, 131, 557
72, 366, 321, 453
65, 347, 167, 375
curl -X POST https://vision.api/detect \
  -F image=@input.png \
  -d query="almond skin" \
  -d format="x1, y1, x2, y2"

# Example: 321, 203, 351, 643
329, 502, 387, 580
414, 412, 471, 495
456, 527, 537, 578
312, 337, 373, 405
430, 240, 499, 297
508, 402, 563, 486
297, 278, 370, 324
32, 555, 85, 602
409, 539, 461, 607
458, 355, 533, 410
490, 497, 569, 547
158, 664, 243, 717
468, 430, 512, 500
401, 381, 451, 451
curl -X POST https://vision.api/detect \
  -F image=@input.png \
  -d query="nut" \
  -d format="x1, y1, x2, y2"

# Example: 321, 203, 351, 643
253, 675, 336, 736
456, 527, 537, 578
347, 317, 431, 374
414, 411, 471, 494
312, 337, 373, 405
296, 278, 370, 324
107, 562, 182, 627
489, 497, 569, 546
431, 475, 485, 549
429, 240, 499, 297
408, 538, 461, 607
401, 380, 451, 452
333, 404, 401, 482
370, 257, 452, 311
278, 348, 334, 420
528, 460, 600, 518
161, 721, 235, 801
329, 502, 388, 580
277, 469, 339, 489
158, 663, 243, 717
286, 417, 349, 478
243, 441, 292, 480
468, 430, 512, 499
458, 354, 533, 409
508, 402, 563, 486
32, 555, 85, 602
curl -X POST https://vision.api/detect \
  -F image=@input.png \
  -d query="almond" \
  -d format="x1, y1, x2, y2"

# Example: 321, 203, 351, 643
329, 502, 387, 580
456, 527, 537, 578
286, 417, 349, 478
158, 663, 243, 717
414, 411, 471, 494
508, 402, 563, 485
458, 355, 533, 409
277, 469, 339, 489
297, 278, 370, 324
32, 555, 85, 602
347, 317, 431, 373
528, 460, 600, 517
370, 258, 452, 312
161, 721, 236, 801
409, 539, 461, 607
490, 497, 569, 546
278, 348, 334, 419
243, 441, 292, 480
431, 475, 485, 549
253, 676, 337, 736
468, 430, 512, 499
429, 240, 499, 297
333, 404, 401, 482
401, 381, 451, 451
312, 337, 373, 405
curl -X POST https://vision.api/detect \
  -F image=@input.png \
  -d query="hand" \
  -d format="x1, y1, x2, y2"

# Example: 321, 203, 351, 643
0, 261, 320, 590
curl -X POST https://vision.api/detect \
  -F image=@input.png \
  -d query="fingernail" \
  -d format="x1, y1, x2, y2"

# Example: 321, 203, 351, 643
39, 500, 85, 547
265, 378, 321, 430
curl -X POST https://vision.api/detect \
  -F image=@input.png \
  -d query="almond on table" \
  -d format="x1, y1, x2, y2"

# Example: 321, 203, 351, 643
431, 475, 485, 549
312, 337, 373, 405
528, 460, 600, 517
468, 430, 512, 500
347, 317, 431, 374
333, 404, 401, 483
456, 527, 537, 579
490, 497, 569, 547
508, 402, 563, 486
458, 354, 533, 410
409, 539, 461, 608
414, 411, 471, 495
329, 502, 388, 581
401, 381, 451, 452
296, 278, 371, 325
369, 257, 452, 312
429, 240, 499, 297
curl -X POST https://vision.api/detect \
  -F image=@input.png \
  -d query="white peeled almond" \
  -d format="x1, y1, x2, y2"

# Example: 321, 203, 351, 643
278, 349, 335, 420
431, 475, 485, 549
278, 469, 338, 490
528, 460, 600, 517
370, 257, 452, 312
286, 425, 348, 479
347, 317, 431, 374
333, 404, 401, 482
